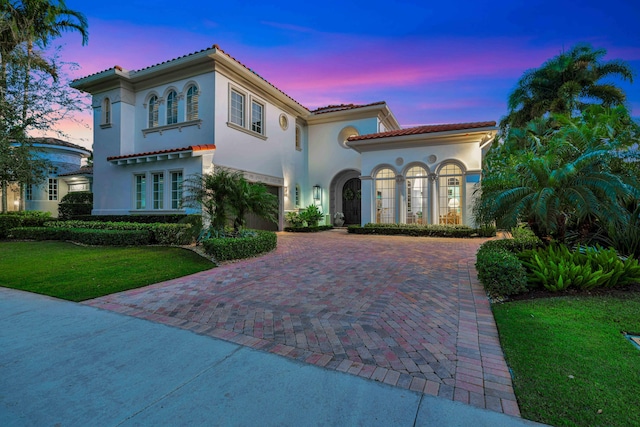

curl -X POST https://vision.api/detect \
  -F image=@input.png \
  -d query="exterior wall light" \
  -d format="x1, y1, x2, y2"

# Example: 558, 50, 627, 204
313, 185, 321, 201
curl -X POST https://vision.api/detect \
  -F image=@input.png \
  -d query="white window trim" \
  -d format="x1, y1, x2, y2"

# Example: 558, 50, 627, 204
226, 84, 268, 140
166, 90, 178, 125
186, 85, 199, 121
151, 171, 165, 210
134, 173, 147, 210
170, 170, 184, 210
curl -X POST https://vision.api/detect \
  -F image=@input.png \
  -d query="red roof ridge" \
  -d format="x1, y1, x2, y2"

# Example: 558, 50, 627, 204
107, 144, 216, 161
311, 101, 386, 115
348, 121, 496, 142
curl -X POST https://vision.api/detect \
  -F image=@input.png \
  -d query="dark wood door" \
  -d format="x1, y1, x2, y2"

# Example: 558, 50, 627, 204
342, 178, 361, 225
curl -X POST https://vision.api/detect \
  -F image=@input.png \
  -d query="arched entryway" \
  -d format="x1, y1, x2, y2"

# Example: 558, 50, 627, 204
329, 169, 361, 225
342, 177, 361, 225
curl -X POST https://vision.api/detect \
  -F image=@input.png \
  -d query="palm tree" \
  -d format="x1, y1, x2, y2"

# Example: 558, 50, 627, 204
183, 168, 243, 232
501, 44, 634, 129
230, 178, 278, 231
477, 107, 639, 241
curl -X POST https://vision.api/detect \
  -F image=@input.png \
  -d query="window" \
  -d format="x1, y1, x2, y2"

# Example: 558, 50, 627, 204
166, 90, 178, 125
48, 179, 58, 201
102, 97, 111, 125
135, 174, 146, 209
251, 100, 264, 134
152, 173, 164, 210
295, 184, 300, 208
186, 85, 199, 120
374, 168, 395, 224
230, 89, 244, 127
438, 164, 462, 225
295, 126, 301, 151
148, 95, 159, 128
171, 171, 183, 209
405, 166, 428, 224
26, 185, 32, 201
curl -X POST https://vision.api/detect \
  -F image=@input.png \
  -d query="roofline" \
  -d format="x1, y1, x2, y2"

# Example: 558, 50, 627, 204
346, 126, 497, 153
307, 102, 400, 128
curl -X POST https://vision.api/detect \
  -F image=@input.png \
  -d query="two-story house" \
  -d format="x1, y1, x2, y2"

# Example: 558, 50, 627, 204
71, 45, 496, 230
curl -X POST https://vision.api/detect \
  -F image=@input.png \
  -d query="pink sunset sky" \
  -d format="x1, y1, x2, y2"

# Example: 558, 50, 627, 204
42, 0, 640, 150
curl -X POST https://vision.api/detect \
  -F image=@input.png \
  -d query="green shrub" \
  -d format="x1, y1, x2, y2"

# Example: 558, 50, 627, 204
58, 192, 93, 219
348, 223, 483, 238
478, 236, 543, 254
476, 247, 529, 296
0, 211, 51, 238
202, 230, 277, 261
285, 211, 304, 227
8, 227, 68, 241
299, 205, 324, 226
44, 220, 192, 245
284, 225, 333, 232
71, 214, 187, 223
477, 225, 497, 237
8, 227, 151, 245
520, 244, 640, 291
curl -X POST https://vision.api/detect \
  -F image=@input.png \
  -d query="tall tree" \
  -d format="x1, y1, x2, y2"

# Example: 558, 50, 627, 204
501, 44, 634, 129
0, 1, 88, 212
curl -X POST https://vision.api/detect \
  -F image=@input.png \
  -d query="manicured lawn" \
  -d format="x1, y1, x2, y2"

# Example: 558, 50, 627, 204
492, 293, 640, 427
0, 241, 215, 301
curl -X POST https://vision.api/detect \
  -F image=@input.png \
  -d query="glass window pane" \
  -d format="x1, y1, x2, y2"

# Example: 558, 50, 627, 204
251, 101, 263, 134
230, 90, 244, 126
375, 168, 395, 224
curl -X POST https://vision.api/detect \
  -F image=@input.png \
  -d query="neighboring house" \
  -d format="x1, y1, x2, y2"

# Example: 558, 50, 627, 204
71, 45, 496, 229
3, 138, 93, 217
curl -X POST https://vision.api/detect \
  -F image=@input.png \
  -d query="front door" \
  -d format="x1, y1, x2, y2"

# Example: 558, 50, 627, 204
342, 178, 361, 225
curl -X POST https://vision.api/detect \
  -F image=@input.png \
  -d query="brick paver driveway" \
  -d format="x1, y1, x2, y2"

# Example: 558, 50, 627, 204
85, 230, 519, 416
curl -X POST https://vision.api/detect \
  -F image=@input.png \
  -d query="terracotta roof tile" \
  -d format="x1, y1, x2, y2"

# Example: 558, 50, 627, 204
311, 101, 386, 115
28, 137, 91, 153
73, 45, 309, 111
107, 144, 216, 161
58, 166, 93, 176
348, 121, 497, 141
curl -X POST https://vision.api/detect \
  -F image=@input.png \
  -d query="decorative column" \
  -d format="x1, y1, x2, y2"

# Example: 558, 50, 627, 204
429, 173, 438, 225
396, 174, 405, 224
359, 176, 373, 226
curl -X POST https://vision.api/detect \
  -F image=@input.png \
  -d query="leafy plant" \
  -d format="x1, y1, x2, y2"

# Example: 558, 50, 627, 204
58, 191, 92, 219
476, 247, 529, 296
299, 204, 324, 226
519, 244, 640, 291
285, 211, 304, 227
202, 229, 277, 261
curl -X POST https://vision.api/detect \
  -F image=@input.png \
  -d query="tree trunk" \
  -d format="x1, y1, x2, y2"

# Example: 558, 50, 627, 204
1, 180, 7, 213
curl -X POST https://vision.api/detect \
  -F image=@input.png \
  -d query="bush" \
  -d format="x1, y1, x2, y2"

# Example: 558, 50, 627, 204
285, 211, 304, 228
202, 230, 277, 261
348, 223, 488, 238
476, 247, 529, 296
519, 244, 640, 291
8, 227, 152, 245
284, 225, 333, 232
58, 192, 93, 219
43, 220, 192, 245
478, 235, 543, 254
299, 205, 324, 226
71, 214, 187, 224
8, 227, 67, 241
0, 211, 51, 238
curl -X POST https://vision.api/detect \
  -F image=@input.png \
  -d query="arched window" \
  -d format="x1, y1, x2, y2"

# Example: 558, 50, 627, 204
102, 97, 111, 125
438, 163, 463, 225
148, 95, 159, 128
405, 166, 428, 224
186, 85, 199, 121
375, 168, 395, 224
166, 90, 178, 125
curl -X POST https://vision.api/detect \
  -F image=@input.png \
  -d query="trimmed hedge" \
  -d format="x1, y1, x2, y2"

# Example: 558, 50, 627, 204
72, 214, 187, 223
476, 247, 529, 297
43, 220, 192, 245
58, 192, 93, 219
348, 223, 495, 238
284, 225, 333, 232
475, 233, 543, 297
202, 230, 277, 261
0, 211, 51, 238
8, 227, 151, 246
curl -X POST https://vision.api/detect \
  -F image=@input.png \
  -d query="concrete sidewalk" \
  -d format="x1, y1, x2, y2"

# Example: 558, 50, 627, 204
0, 288, 545, 427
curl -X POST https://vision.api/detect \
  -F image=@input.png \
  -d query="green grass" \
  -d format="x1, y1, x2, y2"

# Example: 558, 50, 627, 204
492, 294, 640, 426
0, 241, 215, 301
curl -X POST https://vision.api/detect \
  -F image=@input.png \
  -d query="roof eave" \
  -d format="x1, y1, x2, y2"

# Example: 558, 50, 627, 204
347, 126, 497, 153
